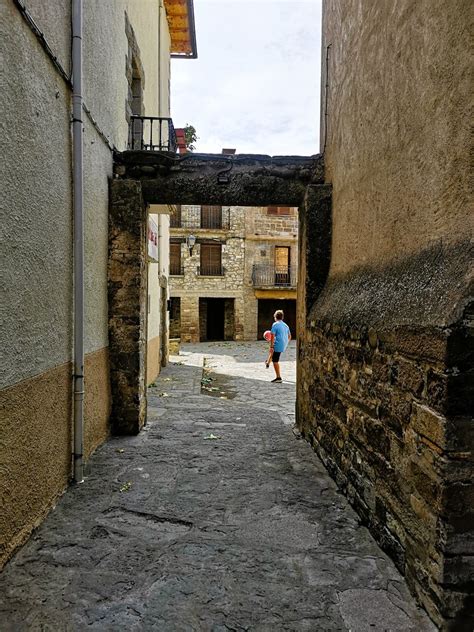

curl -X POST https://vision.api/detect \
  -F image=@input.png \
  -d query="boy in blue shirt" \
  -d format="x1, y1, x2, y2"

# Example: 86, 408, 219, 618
269, 310, 291, 383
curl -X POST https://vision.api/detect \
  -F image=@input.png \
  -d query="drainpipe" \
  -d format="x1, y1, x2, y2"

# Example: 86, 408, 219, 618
158, 0, 162, 116
72, 0, 84, 483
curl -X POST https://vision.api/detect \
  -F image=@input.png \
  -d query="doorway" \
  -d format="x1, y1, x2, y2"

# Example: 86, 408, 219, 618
200, 298, 224, 341
199, 298, 235, 341
257, 299, 297, 340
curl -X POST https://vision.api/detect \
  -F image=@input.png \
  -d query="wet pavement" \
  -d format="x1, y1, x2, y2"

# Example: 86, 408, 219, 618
0, 342, 435, 631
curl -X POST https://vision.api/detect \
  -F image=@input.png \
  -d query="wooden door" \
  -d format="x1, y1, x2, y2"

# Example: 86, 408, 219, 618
274, 246, 290, 285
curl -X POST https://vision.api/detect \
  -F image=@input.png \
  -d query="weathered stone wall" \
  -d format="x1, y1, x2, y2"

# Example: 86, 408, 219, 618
108, 180, 148, 435
224, 299, 236, 341
199, 298, 208, 342
297, 2, 473, 628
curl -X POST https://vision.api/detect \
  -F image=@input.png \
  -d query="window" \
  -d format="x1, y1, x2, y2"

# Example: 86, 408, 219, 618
267, 206, 293, 216
274, 246, 291, 285
201, 205, 223, 229
200, 243, 223, 276
170, 242, 182, 275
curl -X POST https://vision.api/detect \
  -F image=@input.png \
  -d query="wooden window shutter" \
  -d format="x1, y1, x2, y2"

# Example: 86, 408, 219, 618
170, 205, 181, 228
170, 242, 181, 274
200, 243, 222, 275
267, 206, 291, 216
201, 205, 223, 228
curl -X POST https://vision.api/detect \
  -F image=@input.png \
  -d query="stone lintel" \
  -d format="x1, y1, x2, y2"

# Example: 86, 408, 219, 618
114, 151, 324, 207
254, 289, 297, 300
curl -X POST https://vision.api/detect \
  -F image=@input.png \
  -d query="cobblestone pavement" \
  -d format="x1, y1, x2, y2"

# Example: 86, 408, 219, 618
0, 342, 435, 631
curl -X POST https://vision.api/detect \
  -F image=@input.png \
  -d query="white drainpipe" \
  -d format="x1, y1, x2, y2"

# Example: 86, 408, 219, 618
72, 0, 84, 483
158, 0, 162, 116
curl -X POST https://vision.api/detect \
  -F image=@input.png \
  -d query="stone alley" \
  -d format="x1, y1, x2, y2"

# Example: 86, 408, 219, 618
0, 342, 435, 631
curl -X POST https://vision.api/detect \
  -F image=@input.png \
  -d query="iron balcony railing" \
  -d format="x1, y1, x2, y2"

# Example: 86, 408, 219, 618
170, 209, 231, 230
252, 264, 297, 288
128, 115, 177, 152
198, 265, 225, 277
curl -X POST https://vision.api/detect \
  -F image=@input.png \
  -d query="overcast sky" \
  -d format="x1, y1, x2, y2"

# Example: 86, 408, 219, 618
171, 0, 322, 156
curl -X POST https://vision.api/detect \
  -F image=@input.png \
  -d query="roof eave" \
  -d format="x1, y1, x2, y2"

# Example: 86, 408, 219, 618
166, 0, 198, 60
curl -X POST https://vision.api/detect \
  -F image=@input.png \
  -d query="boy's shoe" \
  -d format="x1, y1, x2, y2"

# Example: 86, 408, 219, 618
271, 377, 282, 383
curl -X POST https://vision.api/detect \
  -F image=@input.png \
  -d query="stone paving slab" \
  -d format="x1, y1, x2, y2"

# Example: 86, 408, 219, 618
0, 342, 436, 631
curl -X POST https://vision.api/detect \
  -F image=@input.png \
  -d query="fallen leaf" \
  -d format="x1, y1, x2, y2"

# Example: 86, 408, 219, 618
120, 482, 132, 492
159, 392, 169, 397
116, 448, 125, 454
203, 434, 220, 440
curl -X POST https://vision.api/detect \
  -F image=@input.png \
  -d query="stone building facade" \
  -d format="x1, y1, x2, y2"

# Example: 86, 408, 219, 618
0, 0, 196, 568
169, 204, 298, 342
296, 1, 473, 629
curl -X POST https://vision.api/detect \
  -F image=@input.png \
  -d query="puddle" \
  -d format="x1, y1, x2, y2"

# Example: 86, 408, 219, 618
200, 360, 237, 400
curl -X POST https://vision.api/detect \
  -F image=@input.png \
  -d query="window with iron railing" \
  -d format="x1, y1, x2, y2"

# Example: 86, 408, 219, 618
169, 206, 230, 230
200, 243, 224, 276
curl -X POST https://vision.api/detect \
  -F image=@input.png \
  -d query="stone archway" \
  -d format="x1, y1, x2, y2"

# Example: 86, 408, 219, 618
108, 151, 330, 434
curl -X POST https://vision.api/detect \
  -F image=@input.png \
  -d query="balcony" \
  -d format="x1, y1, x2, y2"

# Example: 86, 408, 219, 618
128, 116, 177, 152
170, 207, 231, 230
252, 264, 297, 288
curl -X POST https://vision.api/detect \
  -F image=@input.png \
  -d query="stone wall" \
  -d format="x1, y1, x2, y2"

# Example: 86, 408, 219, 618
296, 2, 473, 628
169, 205, 299, 342
297, 293, 473, 630
199, 298, 207, 342
169, 205, 247, 342
224, 299, 235, 341
108, 180, 148, 435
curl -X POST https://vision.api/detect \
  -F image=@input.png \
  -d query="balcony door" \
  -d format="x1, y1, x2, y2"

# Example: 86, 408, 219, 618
274, 246, 290, 286
201, 206, 222, 229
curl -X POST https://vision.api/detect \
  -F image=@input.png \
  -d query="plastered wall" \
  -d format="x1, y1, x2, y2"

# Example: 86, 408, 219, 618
1, 0, 172, 568
321, 0, 473, 279
296, 1, 473, 627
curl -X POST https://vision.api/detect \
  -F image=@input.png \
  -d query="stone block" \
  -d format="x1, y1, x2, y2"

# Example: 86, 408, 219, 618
412, 403, 447, 449
169, 338, 180, 355
412, 403, 474, 454
390, 357, 425, 398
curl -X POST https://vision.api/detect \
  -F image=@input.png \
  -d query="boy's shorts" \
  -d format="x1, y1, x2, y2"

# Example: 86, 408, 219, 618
272, 351, 281, 362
